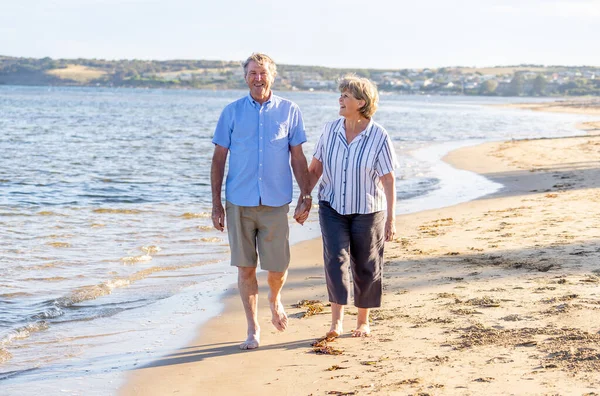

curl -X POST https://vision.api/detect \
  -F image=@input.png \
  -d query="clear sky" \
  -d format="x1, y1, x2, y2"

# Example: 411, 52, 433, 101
2, 0, 599, 69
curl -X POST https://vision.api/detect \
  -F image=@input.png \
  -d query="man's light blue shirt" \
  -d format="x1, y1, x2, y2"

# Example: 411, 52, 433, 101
212, 93, 306, 207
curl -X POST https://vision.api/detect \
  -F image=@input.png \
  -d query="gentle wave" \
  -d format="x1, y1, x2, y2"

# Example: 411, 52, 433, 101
0, 348, 12, 364
121, 255, 152, 264
44, 242, 71, 248
0, 292, 33, 299
180, 212, 210, 219
92, 208, 143, 214
0, 322, 49, 348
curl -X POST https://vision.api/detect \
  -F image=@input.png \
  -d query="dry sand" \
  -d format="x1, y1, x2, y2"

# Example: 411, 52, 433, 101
502, 99, 600, 116
121, 103, 600, 396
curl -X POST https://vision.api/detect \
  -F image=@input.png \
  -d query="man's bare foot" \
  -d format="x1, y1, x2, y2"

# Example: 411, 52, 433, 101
270, 300, 288, 331
352, 323, 370, 337
240, 330, 260, 350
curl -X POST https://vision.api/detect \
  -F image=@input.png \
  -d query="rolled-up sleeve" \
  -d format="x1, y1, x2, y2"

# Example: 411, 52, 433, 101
212, 107, 232, 149
375, 134, 398, 176
313, 129, 325, 162
288, 105, 307, 147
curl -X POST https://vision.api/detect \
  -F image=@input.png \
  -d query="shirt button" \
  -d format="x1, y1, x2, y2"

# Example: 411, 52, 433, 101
259, 164, 262, 166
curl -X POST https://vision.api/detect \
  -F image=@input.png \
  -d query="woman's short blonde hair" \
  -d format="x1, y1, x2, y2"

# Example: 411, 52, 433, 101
338, 74, 379, 118
243, 53, 277, 77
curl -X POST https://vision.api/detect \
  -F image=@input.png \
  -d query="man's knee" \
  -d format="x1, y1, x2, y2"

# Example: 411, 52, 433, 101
267, 270, 287, 282
238, 266, 256, 280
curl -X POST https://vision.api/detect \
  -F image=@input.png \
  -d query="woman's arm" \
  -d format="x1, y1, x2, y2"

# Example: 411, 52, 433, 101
380, 172, 396, 241
308, 157, 323, 193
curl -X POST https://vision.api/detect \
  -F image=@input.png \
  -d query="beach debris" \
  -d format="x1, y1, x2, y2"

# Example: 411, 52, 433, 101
465, 296, 500, 307
326, 365, 349, 371
473, 377, 495, 382
450, 309, 482, 315
396, 378, 422, 385
392, 237, 412, 247
542, 303, 582, 315
293, 299, 325, 318
501, 314, 527, 321
311, 336, 343, 355
436, 292, 458, 299
326, 391, 356, 395
540, 294, 578, 304
370, 308, 408, 321
451, 323, 548, 350
516, 340, 538, 347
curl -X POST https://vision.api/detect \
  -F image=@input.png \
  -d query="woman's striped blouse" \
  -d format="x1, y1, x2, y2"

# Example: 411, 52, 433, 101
313, 117, 398, 215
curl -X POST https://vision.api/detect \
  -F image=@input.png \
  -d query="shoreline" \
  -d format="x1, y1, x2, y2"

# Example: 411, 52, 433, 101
120, 103, 600, 395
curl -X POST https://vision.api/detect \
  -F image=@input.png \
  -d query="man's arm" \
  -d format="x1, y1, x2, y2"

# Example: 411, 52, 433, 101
290, 144, 311, 224
294, 157, 323, 225
211, 145, 229, 231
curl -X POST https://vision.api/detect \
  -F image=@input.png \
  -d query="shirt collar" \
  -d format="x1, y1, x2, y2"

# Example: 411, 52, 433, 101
247, 92, 275, 109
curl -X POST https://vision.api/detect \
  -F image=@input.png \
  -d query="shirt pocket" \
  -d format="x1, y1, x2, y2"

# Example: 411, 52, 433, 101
269, 121, 289, 149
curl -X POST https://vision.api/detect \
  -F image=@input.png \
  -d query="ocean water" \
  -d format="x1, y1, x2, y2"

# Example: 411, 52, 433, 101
0, 86, 595, 394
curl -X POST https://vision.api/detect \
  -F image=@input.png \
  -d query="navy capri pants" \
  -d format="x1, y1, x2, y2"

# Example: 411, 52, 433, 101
318, 201, 386, 308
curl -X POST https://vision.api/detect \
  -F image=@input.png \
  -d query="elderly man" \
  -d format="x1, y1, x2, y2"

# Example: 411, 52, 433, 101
211, 53, 311, 350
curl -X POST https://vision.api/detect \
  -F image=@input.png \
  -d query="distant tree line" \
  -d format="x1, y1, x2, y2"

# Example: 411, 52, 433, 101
0, 55, 599, 96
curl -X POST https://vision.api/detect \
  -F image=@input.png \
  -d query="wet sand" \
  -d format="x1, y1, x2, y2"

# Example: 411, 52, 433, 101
121, 102, 600, 395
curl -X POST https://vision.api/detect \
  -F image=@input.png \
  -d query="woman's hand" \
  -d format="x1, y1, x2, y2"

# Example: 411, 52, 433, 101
385, 216, 396, 242
293, 196, 311, 225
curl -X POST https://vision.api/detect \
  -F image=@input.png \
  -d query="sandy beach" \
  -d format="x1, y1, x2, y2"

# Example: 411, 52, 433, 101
121, 102, 600, 396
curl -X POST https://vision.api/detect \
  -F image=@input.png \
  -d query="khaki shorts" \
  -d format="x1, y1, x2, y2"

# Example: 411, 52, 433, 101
225, 201, 290, 272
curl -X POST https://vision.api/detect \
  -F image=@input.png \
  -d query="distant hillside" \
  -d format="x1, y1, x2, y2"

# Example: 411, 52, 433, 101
1, 55, 599, 96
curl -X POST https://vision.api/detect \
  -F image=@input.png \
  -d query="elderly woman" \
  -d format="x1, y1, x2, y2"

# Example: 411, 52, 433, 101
298, 74, 397, 337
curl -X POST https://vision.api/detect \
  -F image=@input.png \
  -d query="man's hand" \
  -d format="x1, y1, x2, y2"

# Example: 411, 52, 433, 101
212, 204, 225, 231
293, 196, 311, 225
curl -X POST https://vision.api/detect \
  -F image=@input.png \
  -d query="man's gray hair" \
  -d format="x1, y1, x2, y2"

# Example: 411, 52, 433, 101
243, 53, 277, 77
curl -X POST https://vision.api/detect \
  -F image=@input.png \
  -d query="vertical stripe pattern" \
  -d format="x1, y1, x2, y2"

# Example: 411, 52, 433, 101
313, 118, 398, 215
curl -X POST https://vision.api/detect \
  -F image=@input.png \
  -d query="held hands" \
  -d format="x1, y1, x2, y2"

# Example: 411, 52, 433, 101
293, 196, 312, 225
212, 203, 225, 232
385, 216, 396, 242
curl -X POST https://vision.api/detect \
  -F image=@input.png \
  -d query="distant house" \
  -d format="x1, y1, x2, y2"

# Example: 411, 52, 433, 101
302, 80, 334, 89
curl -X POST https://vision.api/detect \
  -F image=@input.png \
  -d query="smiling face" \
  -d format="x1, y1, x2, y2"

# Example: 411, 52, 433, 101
338, 90, 365, 118
245, 60, 274, 103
